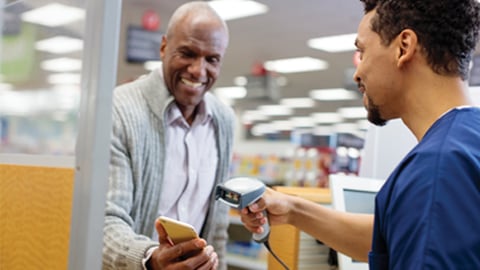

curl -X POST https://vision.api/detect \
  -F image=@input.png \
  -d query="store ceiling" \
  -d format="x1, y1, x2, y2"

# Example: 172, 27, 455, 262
3, 0, 367, 136
116, 0, 367, 135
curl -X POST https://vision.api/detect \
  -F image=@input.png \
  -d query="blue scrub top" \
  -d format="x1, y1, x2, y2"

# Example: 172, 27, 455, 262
369, 107, 480, 270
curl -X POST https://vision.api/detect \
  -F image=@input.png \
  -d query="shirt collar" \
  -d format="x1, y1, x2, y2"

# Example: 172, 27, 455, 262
165, 99, 212, 126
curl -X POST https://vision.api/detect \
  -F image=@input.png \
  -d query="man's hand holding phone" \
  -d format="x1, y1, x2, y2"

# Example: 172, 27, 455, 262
146, 216, 218, 270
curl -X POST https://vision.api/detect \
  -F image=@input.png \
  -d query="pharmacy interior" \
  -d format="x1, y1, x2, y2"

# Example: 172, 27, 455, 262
2, 1, 480, 270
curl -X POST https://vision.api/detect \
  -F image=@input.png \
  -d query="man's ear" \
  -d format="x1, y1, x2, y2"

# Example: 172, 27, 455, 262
159, 35, 167, 59
396, 29, 418, 67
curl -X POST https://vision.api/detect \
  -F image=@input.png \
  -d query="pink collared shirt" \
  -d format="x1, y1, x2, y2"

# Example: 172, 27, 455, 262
153, 99, 218, 240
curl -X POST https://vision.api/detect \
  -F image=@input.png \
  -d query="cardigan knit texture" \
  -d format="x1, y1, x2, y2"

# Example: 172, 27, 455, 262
102, 69, 235, 270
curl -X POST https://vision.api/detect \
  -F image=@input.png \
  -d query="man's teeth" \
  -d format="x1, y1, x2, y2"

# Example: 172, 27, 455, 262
182, 78, 202, 87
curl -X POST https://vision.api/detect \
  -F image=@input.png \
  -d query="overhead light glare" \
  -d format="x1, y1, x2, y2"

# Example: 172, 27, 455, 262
308, 33, 357, 53
35, 36, 83, 54
289, 116, 315, 128
310, 88, 358, 101
311, 112, 343, 124
337, 106, 367, 119
48, 73, 81, 85
251, 123, 276, 136
21, 3, 85, 27
208, 0, 268, 21
242, 110, 269, 124
214, 86, 247, 99
280, 97, 315, 108
272, 120, 293, 131
258, 104, 293, 116
234, 76, 248, 86
264, 57, 328, 74
41, 57, 82, 72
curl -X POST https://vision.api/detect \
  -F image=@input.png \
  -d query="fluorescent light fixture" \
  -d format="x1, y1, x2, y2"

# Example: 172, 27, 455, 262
242, 110, 269, 125
21, 3, 85, 27
264, 57, 328, 74
251, 123, 275, 136
242, 110, 269, 124
337, 106, 367, 119
41, 57, 82, 72
144, 61, 162, 71
289, 116, 315, 128
234, 76, 248, 86
310, 88, 358, 101
208, 0, 268, 21
308, 33, 357, 53
35, 36, 83, 54
272, 120, 293, 131
311, 112, 343, 124
280, 97, 315, 108
214, 86, 247, 99
258, 104, 293, 116
48, 73, 81, 85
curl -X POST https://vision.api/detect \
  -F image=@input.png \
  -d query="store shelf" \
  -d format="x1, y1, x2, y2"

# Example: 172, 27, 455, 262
226, 253, 267, 270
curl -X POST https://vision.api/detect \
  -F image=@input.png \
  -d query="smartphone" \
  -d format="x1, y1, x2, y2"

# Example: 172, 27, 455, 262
158, 216, 198, 245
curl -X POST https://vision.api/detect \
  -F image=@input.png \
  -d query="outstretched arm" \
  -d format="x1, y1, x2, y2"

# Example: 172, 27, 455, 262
240, 187, 373, 261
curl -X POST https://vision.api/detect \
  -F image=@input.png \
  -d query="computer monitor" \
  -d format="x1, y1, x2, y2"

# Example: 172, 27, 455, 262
329, 174, 385, 270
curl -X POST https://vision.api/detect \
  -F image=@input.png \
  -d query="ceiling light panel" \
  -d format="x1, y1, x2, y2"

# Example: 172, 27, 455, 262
280, 97, 315, 108
258, 104, 293, 116
264, 57, 329, 74
208, 0, 268, 21
337, 106, 367, 119
310, 88, 358, 101
289, 116, 315, 128
251, 123, 276, 136
242, 110, 270, 124
47, 73, 81, 85
21, 3, 85, 27
311, 112, 343, 124
214, 86, 247, 99
41, 57, 82, 72
308, 33, 357, 53
35, 36, 83, 54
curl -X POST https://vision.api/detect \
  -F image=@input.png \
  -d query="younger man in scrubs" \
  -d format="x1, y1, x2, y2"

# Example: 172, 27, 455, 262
240, 0, 480, 269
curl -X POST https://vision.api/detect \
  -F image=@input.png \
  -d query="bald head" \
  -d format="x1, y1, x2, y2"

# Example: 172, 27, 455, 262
166, 1, 229, 42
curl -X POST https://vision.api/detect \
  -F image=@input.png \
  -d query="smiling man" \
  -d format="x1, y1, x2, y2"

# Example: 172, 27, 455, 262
102, 2, 235, 270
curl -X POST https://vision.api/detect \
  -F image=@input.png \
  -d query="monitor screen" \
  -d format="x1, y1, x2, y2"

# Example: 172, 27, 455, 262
329, 174, 385, 270
343, 189, 376, 214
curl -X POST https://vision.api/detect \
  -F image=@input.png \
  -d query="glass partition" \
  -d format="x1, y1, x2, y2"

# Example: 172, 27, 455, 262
1, 0, 85, 155
1, 1, 121, 269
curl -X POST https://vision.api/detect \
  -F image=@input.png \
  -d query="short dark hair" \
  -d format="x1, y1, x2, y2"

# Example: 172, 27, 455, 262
360, 0, 480, 80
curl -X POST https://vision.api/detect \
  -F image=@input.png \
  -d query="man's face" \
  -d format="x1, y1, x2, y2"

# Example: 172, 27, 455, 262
160, 17, 228, 111
353, 11, 403, 126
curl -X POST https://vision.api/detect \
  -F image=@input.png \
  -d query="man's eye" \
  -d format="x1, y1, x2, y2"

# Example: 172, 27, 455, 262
180, 51, 195, 58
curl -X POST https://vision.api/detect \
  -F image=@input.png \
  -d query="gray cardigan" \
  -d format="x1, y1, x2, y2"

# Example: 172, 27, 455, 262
102, 69, 235, 270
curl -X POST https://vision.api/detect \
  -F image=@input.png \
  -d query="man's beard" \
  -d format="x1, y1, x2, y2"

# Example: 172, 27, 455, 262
367, 96, 387, 126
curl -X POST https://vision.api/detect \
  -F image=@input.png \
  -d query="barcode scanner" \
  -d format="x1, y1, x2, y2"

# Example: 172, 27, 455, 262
215, 176, 270, 242
215, 177, 289, 269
